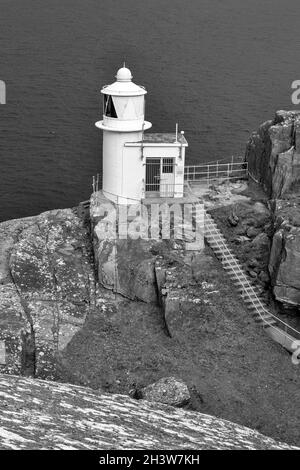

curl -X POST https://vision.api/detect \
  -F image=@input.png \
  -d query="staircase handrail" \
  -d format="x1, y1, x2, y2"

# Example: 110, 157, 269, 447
204, 212, 300, 341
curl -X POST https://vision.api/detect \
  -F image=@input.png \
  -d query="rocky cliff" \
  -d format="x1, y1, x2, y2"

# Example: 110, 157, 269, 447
245, 111, 300, 309
0, 373, 296, 450
268, 197, 300, 307
246, 110, 300, 198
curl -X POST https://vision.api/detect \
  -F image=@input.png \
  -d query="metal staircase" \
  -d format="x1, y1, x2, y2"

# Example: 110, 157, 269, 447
204, 210, 300, 353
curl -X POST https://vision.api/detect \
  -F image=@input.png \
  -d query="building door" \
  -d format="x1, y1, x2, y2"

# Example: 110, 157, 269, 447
145, 158, 175, 196
160, 158, 175, 197
145, 158, 161, 194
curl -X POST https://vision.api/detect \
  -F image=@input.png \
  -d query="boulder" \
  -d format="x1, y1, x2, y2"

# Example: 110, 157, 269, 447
248, 270, 257, 279
236, 225, 247, 235
246, 226, 261, 238
251, 232, 270, 251
259, 271, 270, 285
228, 213, 239, 226
247, 258, 259, 268
236, 235, 251, 243
140, 376, 190, 407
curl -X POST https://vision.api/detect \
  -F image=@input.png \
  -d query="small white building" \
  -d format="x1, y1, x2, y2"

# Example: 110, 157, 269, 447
95, 65, 188, 204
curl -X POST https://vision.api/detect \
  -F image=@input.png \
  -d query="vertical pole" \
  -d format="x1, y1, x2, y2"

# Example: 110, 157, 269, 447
180, 130, 184, 161
207, 165, 210, 187
227, 163, 230, 181
175, 123, 178, 143
92, 176, 95, 193
141, 121, 145, 161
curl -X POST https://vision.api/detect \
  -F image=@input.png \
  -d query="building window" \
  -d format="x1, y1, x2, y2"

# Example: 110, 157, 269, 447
162, 158, 174, 173
103, 95, 118, 118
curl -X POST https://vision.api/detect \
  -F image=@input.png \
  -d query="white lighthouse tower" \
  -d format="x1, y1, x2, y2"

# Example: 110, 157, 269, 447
96, 65, 188, 205
95, 65, 152, 204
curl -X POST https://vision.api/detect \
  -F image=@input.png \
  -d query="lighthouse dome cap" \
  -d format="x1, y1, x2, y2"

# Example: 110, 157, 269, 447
101, 64, 147, 97
116, 66, 133, 82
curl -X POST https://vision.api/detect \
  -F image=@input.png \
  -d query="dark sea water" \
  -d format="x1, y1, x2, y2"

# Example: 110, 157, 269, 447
0, 0, 299, 221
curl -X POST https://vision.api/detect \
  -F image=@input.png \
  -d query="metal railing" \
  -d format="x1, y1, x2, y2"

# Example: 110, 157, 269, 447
91, 186, 142, 206
144, 182, 187, 198
92, 173, 102, 193
184, 161, 248, 183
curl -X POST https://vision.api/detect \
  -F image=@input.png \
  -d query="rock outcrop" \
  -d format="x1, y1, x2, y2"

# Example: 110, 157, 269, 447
0, 209, 95, 379
269, 197, 300, 307
246, 110, 300, 198
93, 237, 159, 302
155, 249, 262, 340
0, 374, 296, 450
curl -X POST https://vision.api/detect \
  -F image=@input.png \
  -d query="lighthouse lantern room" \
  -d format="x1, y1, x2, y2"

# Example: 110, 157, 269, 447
95, 65, 188, 204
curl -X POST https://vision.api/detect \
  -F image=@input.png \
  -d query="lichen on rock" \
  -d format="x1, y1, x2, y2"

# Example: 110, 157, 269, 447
0, 208, 96, 379
140, 376, 191, 407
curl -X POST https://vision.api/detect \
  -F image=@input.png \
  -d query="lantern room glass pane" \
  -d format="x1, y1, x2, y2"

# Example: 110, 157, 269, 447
103, 95, 118, 118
